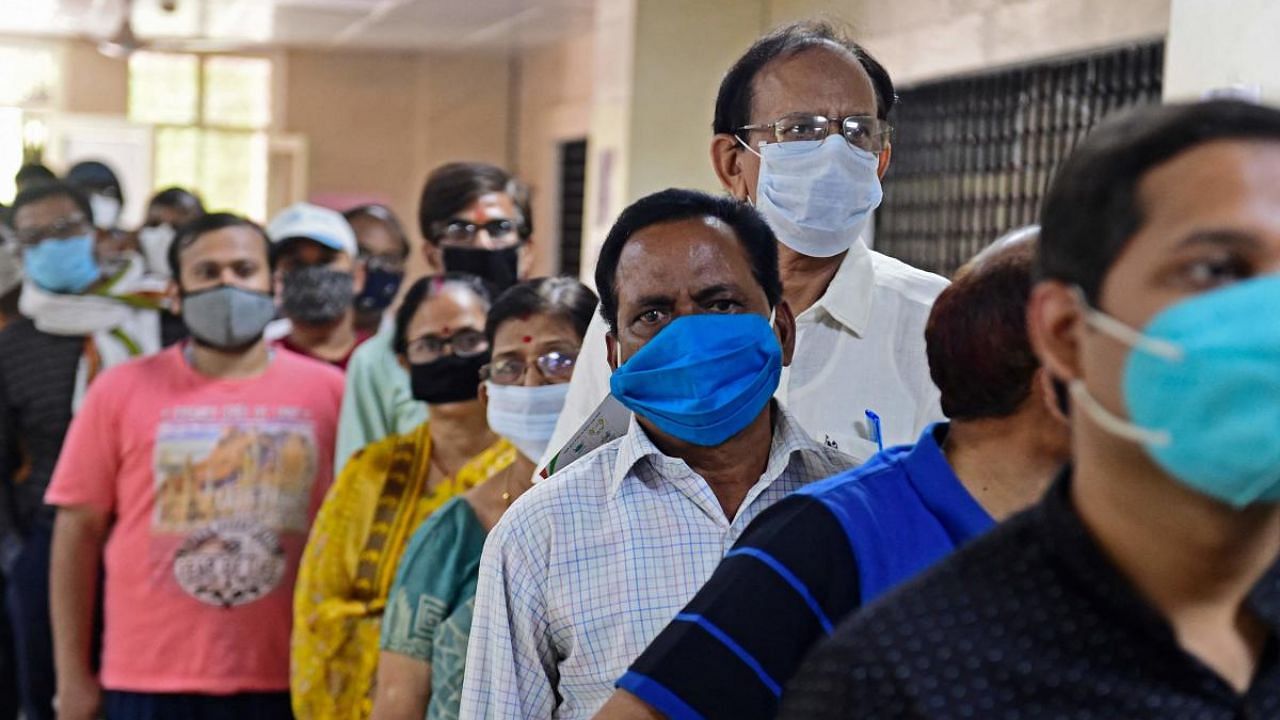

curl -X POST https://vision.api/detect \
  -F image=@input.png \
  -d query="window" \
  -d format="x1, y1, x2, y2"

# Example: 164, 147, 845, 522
0, 41, 58, 203
128, 51, 272, 220
875, 42, 1164, 276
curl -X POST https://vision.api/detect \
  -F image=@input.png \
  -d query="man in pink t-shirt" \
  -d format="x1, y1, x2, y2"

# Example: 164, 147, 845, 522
46, 213, 345, 720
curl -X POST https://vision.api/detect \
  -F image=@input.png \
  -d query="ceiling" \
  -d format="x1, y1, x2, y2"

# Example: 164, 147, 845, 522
0, 0, 597, 52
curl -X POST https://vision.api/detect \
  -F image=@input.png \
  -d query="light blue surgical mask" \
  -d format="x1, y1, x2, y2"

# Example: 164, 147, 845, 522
1071, 275, 1280, 507
486, 381, 571, 461
741, 134, 883, 258
610, 313, 782, 447
22, 233, 100, 294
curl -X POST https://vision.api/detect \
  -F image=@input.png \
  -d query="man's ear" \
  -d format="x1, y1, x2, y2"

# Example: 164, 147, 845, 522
876, 142, 892, 179
518, 240, 535, 280
1034, 366, 1071, 426
710, 134, 753, 201
772, 300, 797, 367
422, 242, 444, 274
166, 279, 181, 315
352, 259, 367, 295
1027, 281, 1085, 390
605, 331, 620, 372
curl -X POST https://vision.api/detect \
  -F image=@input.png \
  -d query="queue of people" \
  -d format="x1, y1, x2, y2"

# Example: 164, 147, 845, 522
0, 16, 1276, 720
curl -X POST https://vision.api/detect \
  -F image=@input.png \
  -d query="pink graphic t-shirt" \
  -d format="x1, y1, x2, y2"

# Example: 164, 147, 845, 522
46, 345, 345, 694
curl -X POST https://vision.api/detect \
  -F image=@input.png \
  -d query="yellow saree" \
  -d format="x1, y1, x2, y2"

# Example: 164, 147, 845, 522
291, 422, 515, 719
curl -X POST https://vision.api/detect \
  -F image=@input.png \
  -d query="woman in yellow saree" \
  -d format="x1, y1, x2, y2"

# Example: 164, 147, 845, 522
291, 273, 515, 719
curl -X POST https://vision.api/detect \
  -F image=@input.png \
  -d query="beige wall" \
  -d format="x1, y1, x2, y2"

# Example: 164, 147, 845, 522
767, 0, 1170, 85
580, 0, 771, 282
59, 39, 129, 115
1164, 0, 1280, 103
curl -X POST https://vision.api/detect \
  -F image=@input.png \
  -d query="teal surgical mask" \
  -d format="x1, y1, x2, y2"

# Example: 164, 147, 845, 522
1071, 275, 1280, 507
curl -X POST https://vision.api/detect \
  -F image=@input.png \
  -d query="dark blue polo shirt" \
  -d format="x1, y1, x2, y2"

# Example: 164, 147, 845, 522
618, 423, 995, 720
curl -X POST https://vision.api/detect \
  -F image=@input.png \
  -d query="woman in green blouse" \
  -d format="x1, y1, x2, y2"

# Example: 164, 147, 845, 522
370, 277, 597, 720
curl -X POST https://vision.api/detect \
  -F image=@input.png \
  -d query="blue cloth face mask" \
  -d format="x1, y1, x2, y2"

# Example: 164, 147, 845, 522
22, 233, 101, 294
609, 313, 782, 447
1070, 274, 1280, 507
742, 135, 883, 258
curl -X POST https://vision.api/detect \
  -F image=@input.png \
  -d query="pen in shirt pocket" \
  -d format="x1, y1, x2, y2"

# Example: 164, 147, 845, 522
865, 410, 884, 452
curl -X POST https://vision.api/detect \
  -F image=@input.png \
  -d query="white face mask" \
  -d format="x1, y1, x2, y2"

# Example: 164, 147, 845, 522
485, 381, 572, 461
138, 224, 177, 278
742, 135, 883, 258
89, 194, 122, 230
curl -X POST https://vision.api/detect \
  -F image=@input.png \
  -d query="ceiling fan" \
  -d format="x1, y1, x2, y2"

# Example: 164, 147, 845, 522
96, 0, 249, 58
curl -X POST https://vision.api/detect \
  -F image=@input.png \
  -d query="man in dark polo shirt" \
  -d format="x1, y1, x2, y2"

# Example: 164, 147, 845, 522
781, 99, 1280, 719
595, 229, 1069, 720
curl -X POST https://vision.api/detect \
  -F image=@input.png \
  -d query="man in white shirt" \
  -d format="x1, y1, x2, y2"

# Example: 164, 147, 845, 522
459, 189, 855, 719
541, 21, 947, 465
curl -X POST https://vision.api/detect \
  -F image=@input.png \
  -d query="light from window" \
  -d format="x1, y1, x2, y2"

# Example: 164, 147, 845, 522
0, 44, 58, 108
128, 52, 198, 125
204, 56, 272, 129
128, 52, 271, 220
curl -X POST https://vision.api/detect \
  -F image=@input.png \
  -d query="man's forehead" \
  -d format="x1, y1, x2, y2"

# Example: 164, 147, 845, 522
188, 227, 268, 260
14, 194, 79, 228
1137, 140, 1280, 227
750, 45, 877, 120
615, 217, 754, 290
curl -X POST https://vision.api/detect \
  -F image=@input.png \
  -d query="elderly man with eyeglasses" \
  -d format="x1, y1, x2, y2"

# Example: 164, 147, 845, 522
540, 20, 948, 479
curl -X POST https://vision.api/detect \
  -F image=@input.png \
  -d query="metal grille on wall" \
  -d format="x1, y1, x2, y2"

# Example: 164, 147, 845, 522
876, 41, 1164, 277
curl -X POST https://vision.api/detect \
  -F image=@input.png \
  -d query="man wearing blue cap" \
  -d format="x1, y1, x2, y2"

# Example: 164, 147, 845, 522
267, 202, 370, 369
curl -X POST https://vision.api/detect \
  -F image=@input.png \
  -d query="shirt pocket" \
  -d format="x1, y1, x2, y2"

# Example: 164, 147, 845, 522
815, 431, 879, 465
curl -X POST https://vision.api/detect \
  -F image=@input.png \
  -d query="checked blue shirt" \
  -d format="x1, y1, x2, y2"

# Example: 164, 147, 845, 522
458, 405, 854, 719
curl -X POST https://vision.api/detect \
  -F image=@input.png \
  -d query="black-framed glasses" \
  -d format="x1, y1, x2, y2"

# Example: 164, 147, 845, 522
737, 113, 892, 153
14, 214, 91, 247
482, 350, 578, 385
405, 328, 490, 364
437, 218, 520, 248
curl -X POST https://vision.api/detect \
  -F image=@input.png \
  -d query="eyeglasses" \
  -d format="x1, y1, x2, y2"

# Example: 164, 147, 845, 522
482, 351, 578, 385
737, 113, 892, 153
405, 328, 490, 364
14, 214, 91, 247
362, 253, 406, 274
437, 219, 520, 248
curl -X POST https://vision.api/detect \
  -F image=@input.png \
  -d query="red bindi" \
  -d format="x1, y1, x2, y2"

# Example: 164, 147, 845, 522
522, 336, 533, 344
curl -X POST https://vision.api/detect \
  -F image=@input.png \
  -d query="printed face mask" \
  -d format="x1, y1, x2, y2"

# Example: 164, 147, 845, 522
610, 313, 782, 447
485, 381, 571, 461
355, 267, 403, 314
744, 135, 883, 258
281, 266, 355, 325
181, 284, 276, 349
22, 233, 100, 294
1071, 275, 1280, 507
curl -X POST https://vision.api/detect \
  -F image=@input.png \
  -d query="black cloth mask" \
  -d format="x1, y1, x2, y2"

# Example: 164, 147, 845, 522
409, 352, 490, 404
441, 245, 519, 295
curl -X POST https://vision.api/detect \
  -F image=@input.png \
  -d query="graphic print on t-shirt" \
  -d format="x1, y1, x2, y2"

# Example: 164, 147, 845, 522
152, 404, 318, 608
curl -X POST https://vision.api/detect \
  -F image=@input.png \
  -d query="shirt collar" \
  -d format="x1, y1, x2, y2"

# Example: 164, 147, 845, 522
901, 423, 995, 541
800, 238, 875, 336
608, 402, 827, 499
